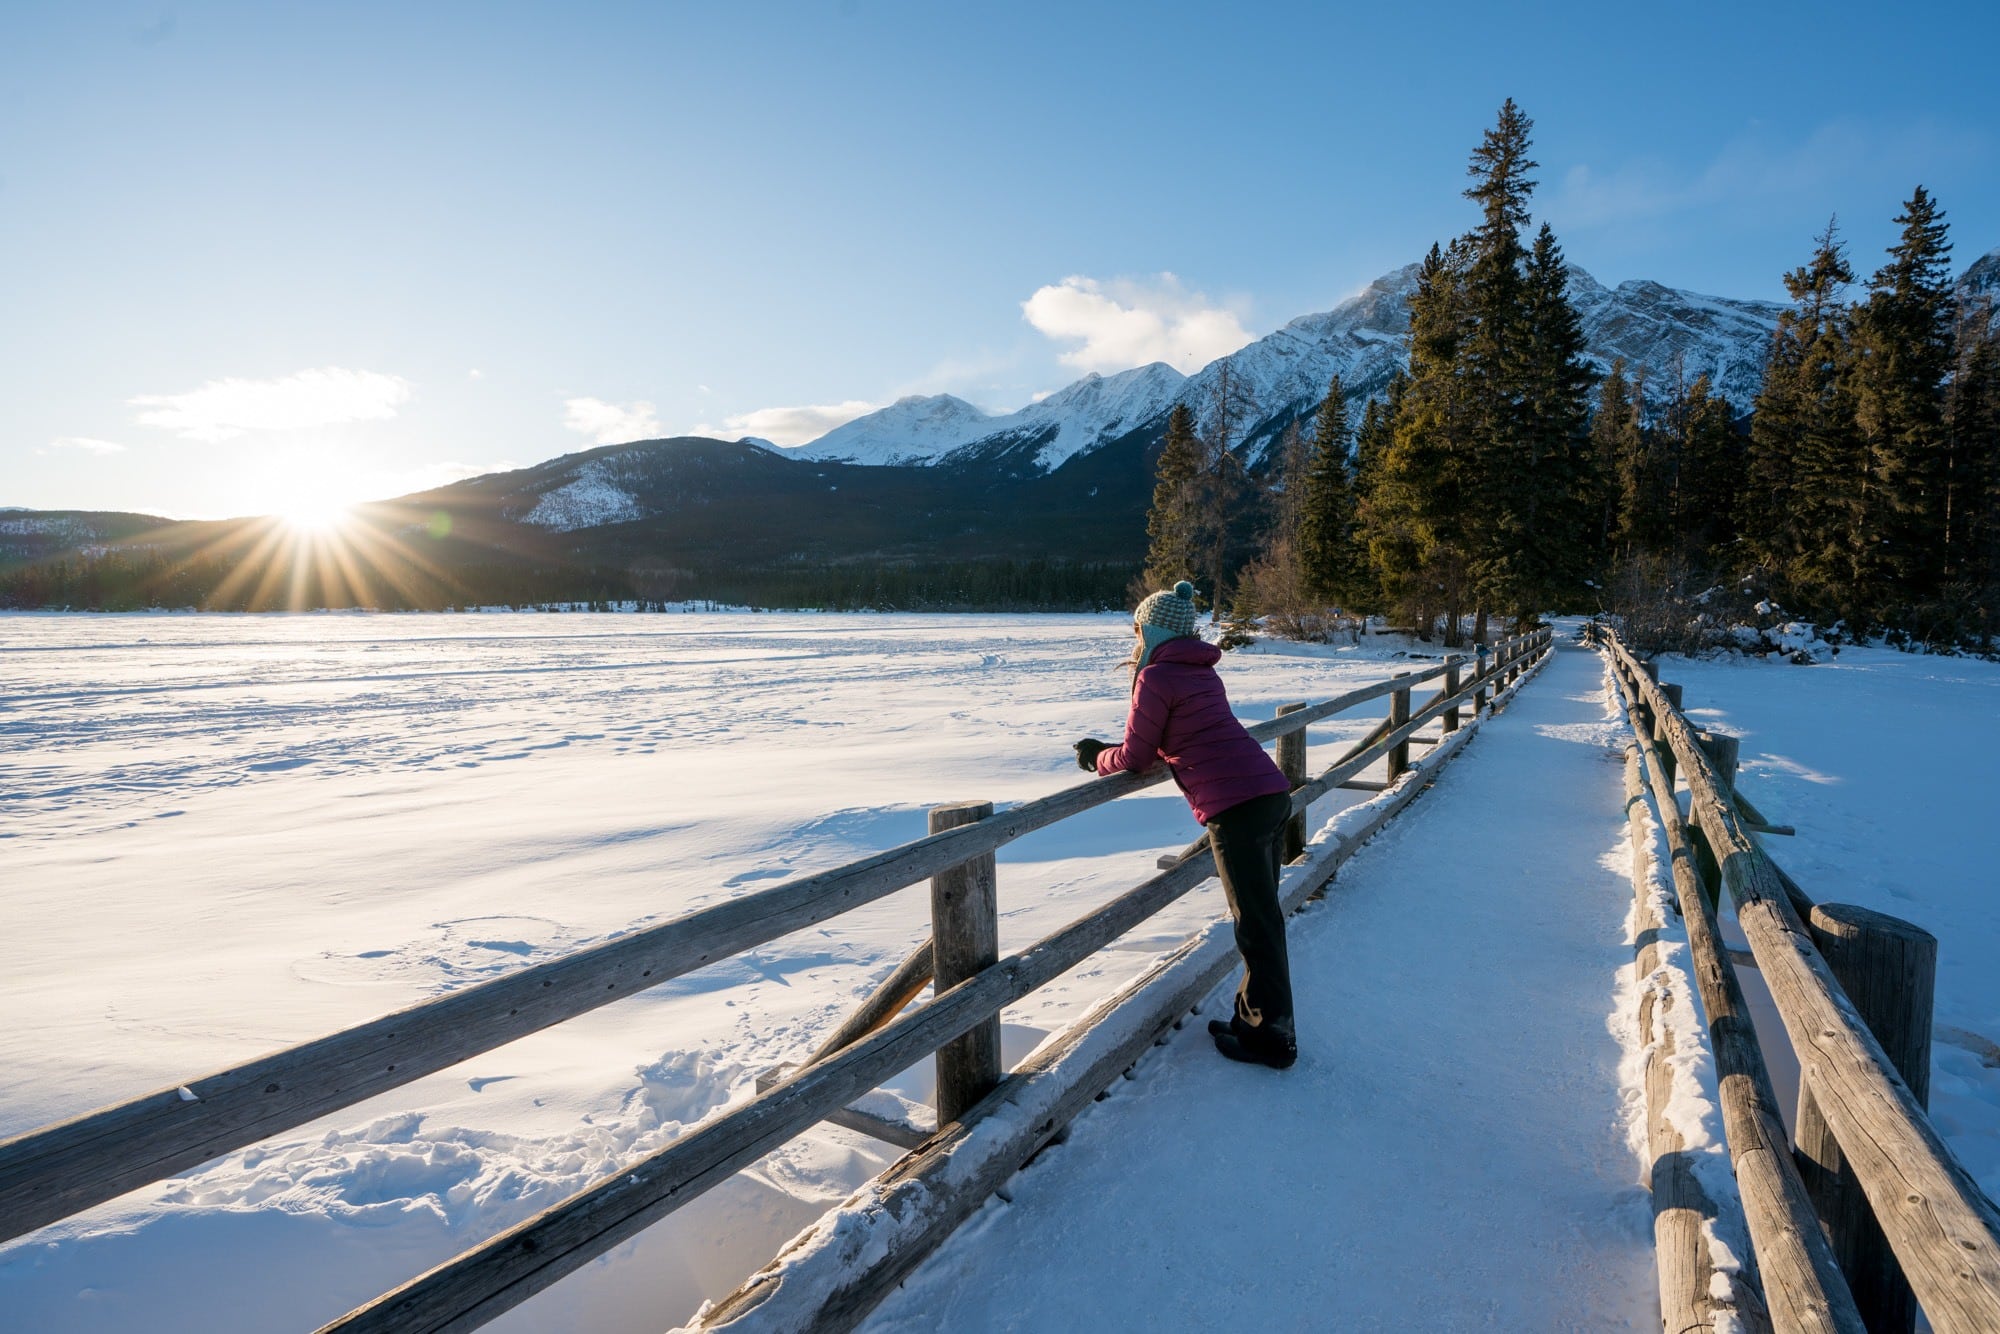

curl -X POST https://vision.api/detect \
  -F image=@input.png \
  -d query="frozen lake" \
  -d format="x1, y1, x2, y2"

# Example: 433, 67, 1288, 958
0, 610, 1413, 1332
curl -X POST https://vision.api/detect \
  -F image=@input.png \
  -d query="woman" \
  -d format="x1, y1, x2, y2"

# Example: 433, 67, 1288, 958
1074, 580, 1299, 1069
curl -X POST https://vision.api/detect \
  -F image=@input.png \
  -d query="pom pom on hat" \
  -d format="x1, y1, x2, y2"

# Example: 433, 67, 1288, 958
1172, 580, 1195, 600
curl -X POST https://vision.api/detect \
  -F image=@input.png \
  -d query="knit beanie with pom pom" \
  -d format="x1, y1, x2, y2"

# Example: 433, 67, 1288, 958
1134, 580, 1200, 666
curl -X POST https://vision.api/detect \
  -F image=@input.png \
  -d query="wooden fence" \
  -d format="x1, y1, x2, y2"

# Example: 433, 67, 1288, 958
0, 626, 1554, 1333
1592, 622, 2000, 1334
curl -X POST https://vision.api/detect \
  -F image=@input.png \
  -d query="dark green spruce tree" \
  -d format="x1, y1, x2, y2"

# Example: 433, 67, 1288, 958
1373, 240, 1476, 640
1512, 222, 1601, 611
1458, 98, 1538, 624
1745, 220, 1860, 609
1851, 186, 1956, 610
1143, 403, 1205, 596
1298, 375, 1366, 608
1947, 309, 2000, 628
1591, 359, 1644, 561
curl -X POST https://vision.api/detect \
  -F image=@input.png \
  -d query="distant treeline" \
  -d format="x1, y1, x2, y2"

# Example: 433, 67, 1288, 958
0, 549, 1137, 614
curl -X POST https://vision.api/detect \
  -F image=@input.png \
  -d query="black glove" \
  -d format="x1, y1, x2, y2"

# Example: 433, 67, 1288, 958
1073, 738, 1110, 772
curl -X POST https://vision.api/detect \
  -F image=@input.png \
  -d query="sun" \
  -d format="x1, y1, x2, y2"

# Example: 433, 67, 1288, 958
276, 493, 354, 534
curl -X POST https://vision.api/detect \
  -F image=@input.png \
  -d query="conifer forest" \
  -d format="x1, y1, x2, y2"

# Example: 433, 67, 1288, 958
1168, 101, 2000, 654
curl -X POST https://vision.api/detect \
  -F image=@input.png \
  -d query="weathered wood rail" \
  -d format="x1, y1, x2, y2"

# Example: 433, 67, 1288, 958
1592, 622, 2000, 1334
0, 625, 1554, 1334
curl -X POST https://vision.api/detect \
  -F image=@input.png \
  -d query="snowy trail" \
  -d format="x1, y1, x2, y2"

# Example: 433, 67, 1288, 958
865, 638, 1658, 1333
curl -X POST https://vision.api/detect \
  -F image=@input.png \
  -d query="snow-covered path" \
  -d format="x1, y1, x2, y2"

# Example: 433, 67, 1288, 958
865, 638, 1658, 1333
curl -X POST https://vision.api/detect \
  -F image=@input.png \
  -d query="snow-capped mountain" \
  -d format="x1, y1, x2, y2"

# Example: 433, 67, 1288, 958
792, 394, 996, 466
1961, 246, 2000, 328
786, 257, 1792, 473
792, 362, 1189, 472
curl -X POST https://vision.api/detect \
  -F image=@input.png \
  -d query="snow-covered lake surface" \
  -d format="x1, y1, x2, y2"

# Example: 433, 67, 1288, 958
0, 611, 1420, 1332
1662, 645, 2000, 1207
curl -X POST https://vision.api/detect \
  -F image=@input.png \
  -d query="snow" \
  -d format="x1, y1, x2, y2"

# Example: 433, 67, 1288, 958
783, 365, 1189, 471
521, 460, 644, 531
8, 615, 1990, 1330
858, 637, 1659, 1330
1655, 645, 2000, 1203
788, 395, 996, 466
0, 611, 1432, 1331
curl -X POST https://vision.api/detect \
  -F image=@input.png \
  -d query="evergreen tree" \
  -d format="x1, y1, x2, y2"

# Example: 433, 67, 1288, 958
1373, 240, 1476, 640
1298, 375, 1365, 607
1198, 361, 1257, 618
1143, 403, 1204, 595
1851, 186, 1956, 607
1459, 99, 1539, 623
1591, 360, 1644, 559
1348, 381, 1400, 618
1510, 222, 1600, 612
1948, 313, 2000, 605
1353, 384, 1397, 502
1746, 222, 1865, 614
1661, 372, 1742, 562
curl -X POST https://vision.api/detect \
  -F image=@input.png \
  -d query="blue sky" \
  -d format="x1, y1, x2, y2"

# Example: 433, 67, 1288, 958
5, 0, 1997, 518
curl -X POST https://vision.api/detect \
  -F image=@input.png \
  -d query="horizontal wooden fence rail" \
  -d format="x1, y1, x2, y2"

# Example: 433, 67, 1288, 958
1601, 642, 1850, 1332
2, 625, 1552, 1334
1594, 625, 2000, 1334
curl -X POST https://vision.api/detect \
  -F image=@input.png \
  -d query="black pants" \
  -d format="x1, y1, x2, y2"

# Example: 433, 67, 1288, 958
1206, 790, 1294, 1036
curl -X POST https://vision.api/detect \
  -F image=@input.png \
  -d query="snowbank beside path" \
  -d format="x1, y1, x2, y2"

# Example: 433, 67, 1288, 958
862, 638, 1658, 1332
1659, 646, 2000, 1206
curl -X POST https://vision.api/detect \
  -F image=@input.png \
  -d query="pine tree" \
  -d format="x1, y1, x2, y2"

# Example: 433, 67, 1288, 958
1662, 372, 1742, 562
1143, 403, 1204, 595
1459, 99, 1539, 625
1373, 240, 1476, 640
1948, 313, 2000, 610
1851, 186, 1956, 609
1348, 383, 1399, 618
1198, 361, 1256, 618
1353, 385, 1397, 502
1510, 222, 1600, 613
1591, 360, 1643, 560
1298, 375, 1364, 607
1745, 223, 1866, 615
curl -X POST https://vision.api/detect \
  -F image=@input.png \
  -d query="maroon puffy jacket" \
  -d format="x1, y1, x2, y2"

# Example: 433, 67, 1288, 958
1094, 637, 1290, 825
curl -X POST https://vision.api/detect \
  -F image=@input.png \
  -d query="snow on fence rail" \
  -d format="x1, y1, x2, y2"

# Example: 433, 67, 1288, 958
1592, 623, 2000, 1334
0, 626, 1554, 1334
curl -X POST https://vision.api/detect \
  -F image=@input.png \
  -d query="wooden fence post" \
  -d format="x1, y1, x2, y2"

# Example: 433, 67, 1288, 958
1443, 657, 1462, 734
1795, 905, 1939, 1334
1655, 683, 1684, 788
1387, 677, 1412, 783
1690, 732, 1741, 912
929, 802, 1001, 1124
1276, 702, 1308, 862
1696, 729, 1741, 788
1474, 644, 1489, 713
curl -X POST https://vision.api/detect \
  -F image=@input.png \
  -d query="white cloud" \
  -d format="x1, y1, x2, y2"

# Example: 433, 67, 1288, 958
131, 367, 412, 442
564, 397, 664, 444
51, 436, 128, 455
468, 369, 485, 380
689, 400, 880, 447
1021, 274, 1256, 374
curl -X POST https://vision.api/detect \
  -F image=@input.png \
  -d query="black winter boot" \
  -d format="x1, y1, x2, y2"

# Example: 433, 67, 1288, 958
1207, 1016, 1297, 1070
